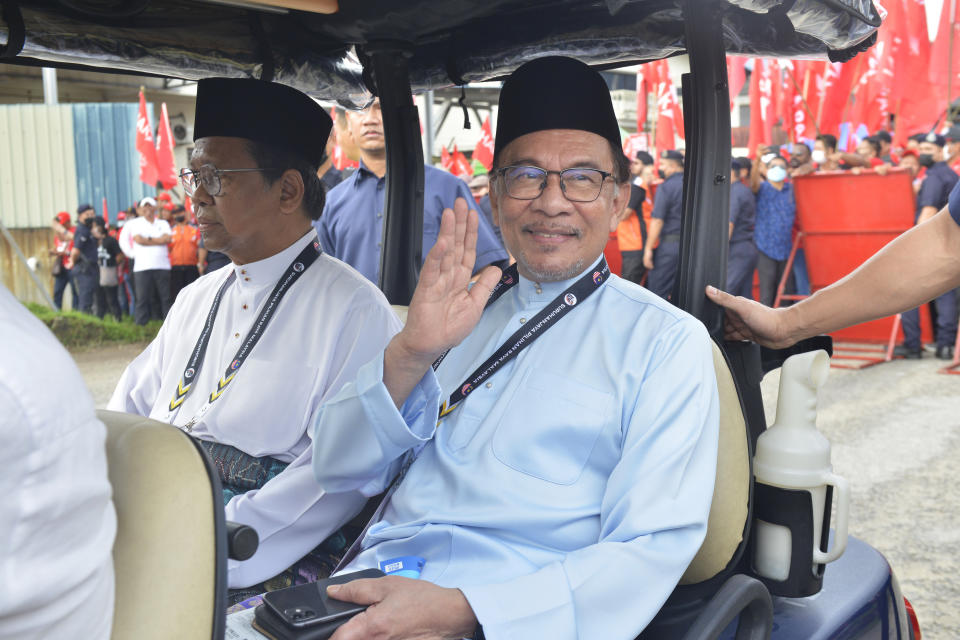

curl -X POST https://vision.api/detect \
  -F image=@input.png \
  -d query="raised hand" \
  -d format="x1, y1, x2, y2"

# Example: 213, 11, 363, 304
705, 285, 794, 348
383, 197, 502, 408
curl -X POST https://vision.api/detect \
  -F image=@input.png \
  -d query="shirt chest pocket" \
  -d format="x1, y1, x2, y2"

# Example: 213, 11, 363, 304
211, 357, 320, 453
491, 371, 614, 485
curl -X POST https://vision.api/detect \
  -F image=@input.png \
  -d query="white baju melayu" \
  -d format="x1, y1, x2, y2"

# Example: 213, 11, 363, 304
108, 230, 402, 588
0, 285, 116, 640
312, 257, 720, 640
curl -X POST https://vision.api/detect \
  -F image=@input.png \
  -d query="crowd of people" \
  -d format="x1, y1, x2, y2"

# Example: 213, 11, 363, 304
613, 126, 960, 360
48, 192, 231, 325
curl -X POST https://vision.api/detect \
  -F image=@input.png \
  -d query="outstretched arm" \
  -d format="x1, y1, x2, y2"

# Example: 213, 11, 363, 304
706, 206, 960, 348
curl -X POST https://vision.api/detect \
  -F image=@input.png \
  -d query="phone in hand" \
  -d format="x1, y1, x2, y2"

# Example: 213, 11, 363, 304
261, 568, 385, 629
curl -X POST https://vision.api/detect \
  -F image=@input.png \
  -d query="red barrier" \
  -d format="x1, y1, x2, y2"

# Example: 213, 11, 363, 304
792, 169, 933, 344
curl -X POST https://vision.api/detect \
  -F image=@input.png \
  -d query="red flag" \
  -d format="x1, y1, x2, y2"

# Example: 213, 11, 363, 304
885, 0, 942, 147
451, 145, 473, 178
851, 35, 894, 134
654, 59, 678, 158
136, 89, 159, 188
155, 102, 178, 190
473, 116, 495, 171
818, 61, 858, 137
727, 56, 748, 112
747, 58, 774, 152
441, 145, 453, 172
636, 65, 649, 131
929, 0, 960, 101
622, 132, 649, 159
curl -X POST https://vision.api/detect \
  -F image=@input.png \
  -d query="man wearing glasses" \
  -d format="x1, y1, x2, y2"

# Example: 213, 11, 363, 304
311, 57, 718, 640
108, 78, 401, 601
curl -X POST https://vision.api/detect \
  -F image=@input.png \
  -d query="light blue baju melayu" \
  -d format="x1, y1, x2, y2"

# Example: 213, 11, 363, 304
312, 257, 719, 640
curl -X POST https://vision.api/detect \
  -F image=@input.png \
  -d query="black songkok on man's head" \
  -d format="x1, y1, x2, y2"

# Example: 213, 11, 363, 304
494, 56, 621, 157
193, 78, 331, 169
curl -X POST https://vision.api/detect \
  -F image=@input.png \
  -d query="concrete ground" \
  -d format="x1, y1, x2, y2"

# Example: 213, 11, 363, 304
77, 342, 960, 638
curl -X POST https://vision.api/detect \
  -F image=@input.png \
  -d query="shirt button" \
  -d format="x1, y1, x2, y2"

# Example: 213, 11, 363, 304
376, 212, 383, 219
485, 382, 493, 389
244, 277, 250, 282
240, 269, 247, 275
519, 317, 527, 324
234, 332, 240, 338
242, 304, 248, 310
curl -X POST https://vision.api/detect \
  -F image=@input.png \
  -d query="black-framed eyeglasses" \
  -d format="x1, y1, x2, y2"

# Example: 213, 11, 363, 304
495, 165, 612, 202
179, 164, 279, 197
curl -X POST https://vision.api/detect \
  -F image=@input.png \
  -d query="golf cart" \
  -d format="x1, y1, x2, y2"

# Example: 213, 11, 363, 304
0, 1, 920, 638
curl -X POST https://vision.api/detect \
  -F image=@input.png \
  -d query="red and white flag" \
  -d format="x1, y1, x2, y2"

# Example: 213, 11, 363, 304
451, 145, 473, 178
473, 116, 495, 171
654, 59, 679, 160
155, 102, 179, 190
441, 145, 454, 172
747, 58, 774, 152
727, 56, 748, 112
136, 89, 159, 188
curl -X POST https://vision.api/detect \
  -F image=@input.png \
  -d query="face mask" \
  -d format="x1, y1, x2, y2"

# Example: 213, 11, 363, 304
657, 169, 666, 180
117, 220, 125, 228
82, 217, 94, 227
918, 154, 935, 168
812, 149, 826, 164
174, 215, 186, 223
767, 166, 788, 183
789, 158, 802, 168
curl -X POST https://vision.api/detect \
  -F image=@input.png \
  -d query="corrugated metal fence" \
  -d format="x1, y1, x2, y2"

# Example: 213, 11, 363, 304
73, 103, 154, 223
0, 104, 78, 229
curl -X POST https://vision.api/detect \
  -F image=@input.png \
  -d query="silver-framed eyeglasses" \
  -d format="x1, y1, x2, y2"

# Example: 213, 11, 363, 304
179, 164, 278, 197
495, 165, 612, 202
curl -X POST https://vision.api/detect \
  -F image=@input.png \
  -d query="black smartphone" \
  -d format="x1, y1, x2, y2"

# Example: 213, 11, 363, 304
261, 568, 385, 629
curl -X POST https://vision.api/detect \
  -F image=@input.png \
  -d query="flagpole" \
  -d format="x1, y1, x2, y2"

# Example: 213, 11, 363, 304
788, 67, 821, 137
949, 0, 956, 115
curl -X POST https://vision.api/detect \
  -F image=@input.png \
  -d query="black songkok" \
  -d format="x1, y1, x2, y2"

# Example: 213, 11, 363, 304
494, 57, 621, 157
193, 78, 331, 169
661, 149, 684, 163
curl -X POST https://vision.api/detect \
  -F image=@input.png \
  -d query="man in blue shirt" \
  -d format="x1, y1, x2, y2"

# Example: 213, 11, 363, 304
751, 152, 796, 307
728, 160, 757, 299
70, 204, 100, 314
643, 149, 684, 299
317, 99, 507, 285
896, 133, 959, 359
312, 56, 718, 640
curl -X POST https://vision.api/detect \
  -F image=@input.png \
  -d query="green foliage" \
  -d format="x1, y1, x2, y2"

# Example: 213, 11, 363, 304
25, 303, 161, 349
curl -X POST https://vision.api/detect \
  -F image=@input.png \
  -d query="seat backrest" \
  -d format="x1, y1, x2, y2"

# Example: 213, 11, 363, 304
99, 410, 223, 640
679, 342, 751, 584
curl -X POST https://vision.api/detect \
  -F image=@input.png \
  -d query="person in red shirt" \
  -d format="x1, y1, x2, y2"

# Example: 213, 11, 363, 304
167, 205, 201, 301
49, 211, 77, 310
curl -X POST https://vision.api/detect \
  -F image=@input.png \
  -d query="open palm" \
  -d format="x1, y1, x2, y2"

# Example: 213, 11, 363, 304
400, 197, 502, 361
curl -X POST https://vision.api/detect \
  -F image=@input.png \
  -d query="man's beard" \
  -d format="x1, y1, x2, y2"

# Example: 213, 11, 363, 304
514, 249, 585, 283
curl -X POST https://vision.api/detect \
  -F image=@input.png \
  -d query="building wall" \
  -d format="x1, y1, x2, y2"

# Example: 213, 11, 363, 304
0, 104, 79, 229
0, 227, 60, 307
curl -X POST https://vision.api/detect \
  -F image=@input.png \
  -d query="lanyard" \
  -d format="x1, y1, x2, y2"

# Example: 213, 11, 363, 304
335, 258, 610, 572
167, 238, 322, 429
434, 257, 609, 420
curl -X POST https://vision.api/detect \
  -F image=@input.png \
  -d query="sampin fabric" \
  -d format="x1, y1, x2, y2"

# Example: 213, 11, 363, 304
109, 230, 401, 588
312, 258, 719, 640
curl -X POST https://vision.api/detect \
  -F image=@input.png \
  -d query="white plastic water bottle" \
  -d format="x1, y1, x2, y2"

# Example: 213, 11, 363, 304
753, 350, 850, 581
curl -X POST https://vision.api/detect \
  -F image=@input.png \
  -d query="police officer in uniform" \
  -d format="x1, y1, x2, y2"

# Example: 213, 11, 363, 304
896, 133, 959, 359
644, 149, 684, 299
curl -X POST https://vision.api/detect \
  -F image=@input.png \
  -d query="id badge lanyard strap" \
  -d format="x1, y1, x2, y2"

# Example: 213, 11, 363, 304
335, 258, 610, 571
167, 239, 323, 429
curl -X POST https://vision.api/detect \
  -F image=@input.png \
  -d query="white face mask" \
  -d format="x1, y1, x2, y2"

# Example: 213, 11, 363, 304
812, 149, 826, 164
767, 166, 788, 183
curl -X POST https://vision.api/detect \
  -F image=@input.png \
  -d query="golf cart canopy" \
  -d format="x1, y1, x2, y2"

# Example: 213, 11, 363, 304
4, 0, 881, 107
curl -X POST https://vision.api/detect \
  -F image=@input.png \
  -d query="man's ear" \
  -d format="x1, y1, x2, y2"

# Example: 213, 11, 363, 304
489, 180, 501, 227
609, 181, 631, 233
278, 169, 305, 215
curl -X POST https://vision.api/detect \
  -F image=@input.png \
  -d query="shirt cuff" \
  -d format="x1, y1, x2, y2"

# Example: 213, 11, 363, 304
356, 351, 443, 448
